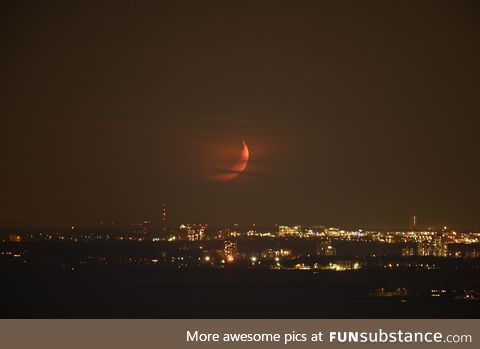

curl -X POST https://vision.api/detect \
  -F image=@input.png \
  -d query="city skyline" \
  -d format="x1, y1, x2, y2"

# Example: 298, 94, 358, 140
1, 208, 478, 231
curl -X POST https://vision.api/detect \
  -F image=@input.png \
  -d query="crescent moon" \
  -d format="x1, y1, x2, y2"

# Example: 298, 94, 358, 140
214, 139, 250, 181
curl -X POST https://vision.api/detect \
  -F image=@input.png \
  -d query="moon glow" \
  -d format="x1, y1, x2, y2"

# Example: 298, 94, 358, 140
213, 139, 250, 181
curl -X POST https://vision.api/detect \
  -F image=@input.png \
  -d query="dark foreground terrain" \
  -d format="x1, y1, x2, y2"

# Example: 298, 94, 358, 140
2, 263, 479, 318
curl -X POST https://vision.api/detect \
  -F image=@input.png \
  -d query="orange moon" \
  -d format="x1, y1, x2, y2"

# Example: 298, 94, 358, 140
213, 139, 250, 181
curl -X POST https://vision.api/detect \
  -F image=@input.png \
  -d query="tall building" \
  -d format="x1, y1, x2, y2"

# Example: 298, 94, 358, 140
432, 234, 448, 257
416, 233, 448, 257
224, 240, 238, 261
179, 224, 207, 241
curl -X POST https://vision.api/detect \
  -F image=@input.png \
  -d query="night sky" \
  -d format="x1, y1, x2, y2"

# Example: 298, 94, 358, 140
1, 1, 479, 229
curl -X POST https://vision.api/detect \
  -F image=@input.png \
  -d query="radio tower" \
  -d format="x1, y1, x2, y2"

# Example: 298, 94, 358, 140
162, 203, 167, 234
411, 213, 417, 231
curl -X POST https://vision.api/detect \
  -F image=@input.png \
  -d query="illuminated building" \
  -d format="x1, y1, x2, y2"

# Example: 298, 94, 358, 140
180, 224, 207, 241
455, 290, 480, 301
316, 238, 336, 256
416, 241, 430, 256
324, 227, 340, 234
8, 234, 22, 242
215, 227, 242, 239
278, 225, 302, 237
317, 260, 362, 271
224, 240, 238, 261
246, 230, 276, 237
371, 288, 409, 297
215, 228, 232, 240
431, 234, 448, 257
401, 246, 415, 257
307, 226, 325, 236
416, 234, 448, 257
261, 248, 292, 258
